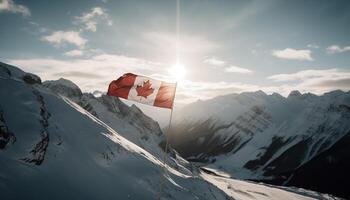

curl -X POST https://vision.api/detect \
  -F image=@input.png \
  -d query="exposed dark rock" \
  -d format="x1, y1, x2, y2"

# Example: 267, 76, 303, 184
100, 95, 163, 138
22, 73, 42, 84
284, 131, 350, 199
21, 133, 49, 165
263, 138, 311, 176
21, 90, 50, 165
43, 78, 82, 98
0, 63, 12, 77
339, 104, 350, 112
288, 90, 302, 98
0, 110, 16, 149
79, 94, 99, 118
244, 136, 292, 170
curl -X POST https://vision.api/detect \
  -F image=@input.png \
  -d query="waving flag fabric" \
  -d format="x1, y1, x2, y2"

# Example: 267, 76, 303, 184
107, 73, 176, 109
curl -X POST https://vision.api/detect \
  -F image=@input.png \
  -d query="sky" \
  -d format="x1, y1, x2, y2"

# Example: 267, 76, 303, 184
1, 0, 350, 124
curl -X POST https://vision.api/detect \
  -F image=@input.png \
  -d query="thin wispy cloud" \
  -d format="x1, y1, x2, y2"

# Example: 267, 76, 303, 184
75, 7, 112, 32
268, 69, 342, 82
29, 21, 48, 33
203, 57, 253, 74
272, 48, 313, 61
176, 80, 261, 103
307, 44, 319, 49
203, 57, 226, 66
0, 0, 30, 16
225, 65, 253, 74
64, 50, 84, 57
41, 31, 87, 48
54, 71, 103, 79
326, 45, 350, 54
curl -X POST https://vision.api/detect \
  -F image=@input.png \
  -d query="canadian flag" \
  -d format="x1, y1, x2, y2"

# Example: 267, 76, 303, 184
107, 73, 176, 109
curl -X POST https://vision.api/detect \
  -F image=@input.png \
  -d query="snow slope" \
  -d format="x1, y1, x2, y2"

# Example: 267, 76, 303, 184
0, 62, 339, 200
43, 78, 166, 159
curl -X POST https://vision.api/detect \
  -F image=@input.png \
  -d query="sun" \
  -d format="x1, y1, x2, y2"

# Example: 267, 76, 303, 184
169, 63, 186, 81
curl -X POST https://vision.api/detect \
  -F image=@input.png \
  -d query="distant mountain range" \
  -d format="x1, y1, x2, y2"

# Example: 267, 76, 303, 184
169, 89, 350, 199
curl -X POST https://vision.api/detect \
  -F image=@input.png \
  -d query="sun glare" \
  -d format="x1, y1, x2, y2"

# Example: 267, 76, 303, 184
169, 63, 186, 81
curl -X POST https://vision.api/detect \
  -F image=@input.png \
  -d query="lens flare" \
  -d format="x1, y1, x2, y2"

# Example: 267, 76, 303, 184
169, 63, 186, 81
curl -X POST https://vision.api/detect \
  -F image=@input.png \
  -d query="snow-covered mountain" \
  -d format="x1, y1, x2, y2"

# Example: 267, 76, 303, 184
169, 90, 350, 198
42, 77, 166, 159
0, 62, 340, 200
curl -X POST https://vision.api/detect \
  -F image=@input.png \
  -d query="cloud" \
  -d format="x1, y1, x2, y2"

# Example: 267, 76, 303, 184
203, 57, 226, 66
176, 80, 261, 104
64, 50, 84, 57
272, 48, 313, 61
326, 45, 350, 54
41, 31, 87, 48
268, 69, 340, 82
0, 0, 30, 16
311, 78, 350, 88
28, 21, 48, 33
307, 44, 319, 49
225, 65, 253, 74
54, 71, 103, 79
8, 53, 163, 92
268, 68, 350, 95
75, 7, 112, 32
203, 57, 253, 74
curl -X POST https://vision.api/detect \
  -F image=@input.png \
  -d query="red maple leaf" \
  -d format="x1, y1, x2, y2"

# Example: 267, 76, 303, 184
136, 80, 154, 99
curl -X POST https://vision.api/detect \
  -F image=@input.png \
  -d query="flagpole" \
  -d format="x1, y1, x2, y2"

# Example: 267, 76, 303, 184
163, 81, 177, 159
157, 81, 177, 200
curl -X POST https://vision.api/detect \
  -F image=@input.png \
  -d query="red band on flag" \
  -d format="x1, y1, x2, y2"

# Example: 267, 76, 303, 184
107, 73, 137, 99
154, 82, 176, 109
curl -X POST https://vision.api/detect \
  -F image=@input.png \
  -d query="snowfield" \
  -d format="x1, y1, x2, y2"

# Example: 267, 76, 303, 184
201, 172, 338, 200
0, 62, 341, 199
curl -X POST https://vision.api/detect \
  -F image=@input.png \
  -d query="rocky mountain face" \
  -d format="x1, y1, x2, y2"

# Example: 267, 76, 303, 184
42, 78, 166, 158
169, 90, 350, 199
279, 128, 350, 199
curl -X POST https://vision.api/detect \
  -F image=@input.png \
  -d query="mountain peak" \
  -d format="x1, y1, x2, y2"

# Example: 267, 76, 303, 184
240, 90, 267, 97
43, 78, 82, 97
55, 78, 80, 89
324, 89, 345, 97
254, 90, 267, 96
288, 90, 302, 98
92, 90, 104, 97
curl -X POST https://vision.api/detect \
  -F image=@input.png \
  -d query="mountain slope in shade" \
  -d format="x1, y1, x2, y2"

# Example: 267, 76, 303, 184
282, 129, 350, 198
0, 62, 338, 200
169, 89, 350, 198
